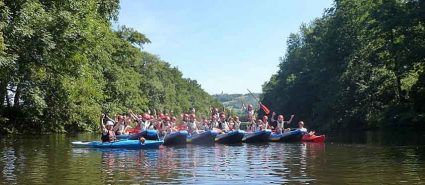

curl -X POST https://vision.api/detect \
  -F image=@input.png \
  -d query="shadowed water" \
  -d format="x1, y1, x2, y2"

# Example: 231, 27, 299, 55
0, 131, 424, 184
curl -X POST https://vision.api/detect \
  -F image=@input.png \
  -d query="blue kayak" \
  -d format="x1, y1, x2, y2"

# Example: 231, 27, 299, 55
269, 129, 303, 142
163, 130, 189, 146
117, 130, 159, 140
215, 130, 246, 144
71, 140, 163, 149
243, 130, 272, 143
187, 130, 218, 144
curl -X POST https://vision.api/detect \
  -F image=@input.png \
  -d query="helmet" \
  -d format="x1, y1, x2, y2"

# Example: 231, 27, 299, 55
106, 121, 114, 126
159, 113, 165, 119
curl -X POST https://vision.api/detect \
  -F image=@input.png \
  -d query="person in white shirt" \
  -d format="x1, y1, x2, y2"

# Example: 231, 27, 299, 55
271, 112, 294, 134
262, 115, 270, 130
117, 115, 132, 135
298, 121, 315, 135
233, 116, 241, 130
187, 114, 198, 134
216, 113, 229, 133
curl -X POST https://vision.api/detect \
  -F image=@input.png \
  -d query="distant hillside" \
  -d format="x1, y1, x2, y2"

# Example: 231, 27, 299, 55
212, 93, 260, 119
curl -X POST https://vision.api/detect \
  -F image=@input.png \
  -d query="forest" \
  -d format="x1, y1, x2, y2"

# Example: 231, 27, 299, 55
261, 0, 425, 131
0, 0, 220, 134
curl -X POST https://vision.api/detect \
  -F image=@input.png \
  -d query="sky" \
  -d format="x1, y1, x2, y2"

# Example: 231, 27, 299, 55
117, 0, 334, 94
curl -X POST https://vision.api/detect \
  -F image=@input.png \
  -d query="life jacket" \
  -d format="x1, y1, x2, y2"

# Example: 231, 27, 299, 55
218, 121, 227, 130
188, 121, 197, 129
101, 130, 116, 142
276, 121, 285, 129
139, 120, 149, 131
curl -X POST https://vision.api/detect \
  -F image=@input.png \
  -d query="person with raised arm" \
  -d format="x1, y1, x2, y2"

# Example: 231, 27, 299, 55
242, 104, 255, 122
271, 112, 294, 134
129, 110, 151, 132
117, 115, 133, 135
100, 114, 120, 142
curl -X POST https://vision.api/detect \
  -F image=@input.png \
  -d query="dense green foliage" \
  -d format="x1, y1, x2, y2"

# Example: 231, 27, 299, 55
261, 0, 425, 131
0, 0, 219, 133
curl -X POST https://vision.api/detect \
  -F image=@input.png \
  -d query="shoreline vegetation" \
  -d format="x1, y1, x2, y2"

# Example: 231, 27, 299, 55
1, 0, 424, 134
0, 0, 221, 134
261, 0, 425, 131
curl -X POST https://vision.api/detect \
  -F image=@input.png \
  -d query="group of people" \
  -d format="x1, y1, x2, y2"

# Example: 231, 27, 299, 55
100, 105, 312, 142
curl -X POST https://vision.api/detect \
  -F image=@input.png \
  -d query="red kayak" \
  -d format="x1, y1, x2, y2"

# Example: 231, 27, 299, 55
302, 134, 325, 143
128, 128, 140, 134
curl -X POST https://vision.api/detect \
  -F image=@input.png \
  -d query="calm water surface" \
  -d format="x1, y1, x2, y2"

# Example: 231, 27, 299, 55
0, 131, 424, 184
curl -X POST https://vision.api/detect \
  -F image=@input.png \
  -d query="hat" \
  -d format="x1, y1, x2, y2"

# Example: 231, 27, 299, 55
106, 121, 114, 126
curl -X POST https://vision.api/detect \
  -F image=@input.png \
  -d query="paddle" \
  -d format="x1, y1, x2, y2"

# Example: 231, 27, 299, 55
247, 89, 271, 115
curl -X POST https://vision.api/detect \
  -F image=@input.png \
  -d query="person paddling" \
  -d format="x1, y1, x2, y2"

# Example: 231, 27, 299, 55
100, 114, 120, 142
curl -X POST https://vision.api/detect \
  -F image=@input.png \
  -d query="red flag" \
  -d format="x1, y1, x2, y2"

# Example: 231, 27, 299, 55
259, 103, 271, 115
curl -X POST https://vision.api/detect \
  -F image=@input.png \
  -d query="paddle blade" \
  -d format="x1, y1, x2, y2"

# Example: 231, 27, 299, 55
259, 103, 271, 115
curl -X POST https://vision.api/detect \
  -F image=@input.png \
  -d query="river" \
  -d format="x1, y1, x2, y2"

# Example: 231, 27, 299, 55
0, 130, 424, 184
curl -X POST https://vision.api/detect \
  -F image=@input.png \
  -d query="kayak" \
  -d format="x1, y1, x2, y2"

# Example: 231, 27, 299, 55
215, 130, 246, 144
117, 130, 159, 140
269, 129, 303, 142
71, 140, 163, 149
187, 130, 218, 144
302, 134, 326, 143
242, 130, 272, 143
127, 128, 140, 134
163, 130, 189, 146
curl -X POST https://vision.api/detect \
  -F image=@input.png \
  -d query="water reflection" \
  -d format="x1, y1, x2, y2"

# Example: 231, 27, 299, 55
0, 133, 424, 185
2, 147, 17, 183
